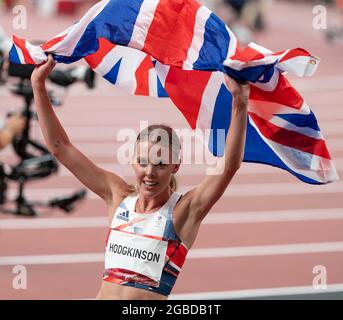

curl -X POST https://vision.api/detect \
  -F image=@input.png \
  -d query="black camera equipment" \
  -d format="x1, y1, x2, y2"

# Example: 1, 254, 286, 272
0, 59, 96, 216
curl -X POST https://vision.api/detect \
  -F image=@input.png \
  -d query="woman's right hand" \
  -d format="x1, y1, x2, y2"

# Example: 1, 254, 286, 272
224, 74, 250, 107
31, 54, 56, 85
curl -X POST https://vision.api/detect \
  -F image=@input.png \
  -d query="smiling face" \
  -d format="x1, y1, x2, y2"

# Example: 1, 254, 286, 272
132, 125, 181, 198
133, 141, 180, 198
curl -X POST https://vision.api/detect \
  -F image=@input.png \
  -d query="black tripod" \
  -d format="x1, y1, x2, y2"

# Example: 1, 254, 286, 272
0, 79, 87, 216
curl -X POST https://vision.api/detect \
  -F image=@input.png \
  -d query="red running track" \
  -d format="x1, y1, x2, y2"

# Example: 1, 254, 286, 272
0, 1, 343, 299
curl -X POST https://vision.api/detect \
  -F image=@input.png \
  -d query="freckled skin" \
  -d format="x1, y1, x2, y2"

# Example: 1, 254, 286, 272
54, 139, 60, 149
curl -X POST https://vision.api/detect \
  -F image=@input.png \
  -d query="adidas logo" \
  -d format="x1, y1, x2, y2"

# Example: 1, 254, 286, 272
116, 210, 130, 222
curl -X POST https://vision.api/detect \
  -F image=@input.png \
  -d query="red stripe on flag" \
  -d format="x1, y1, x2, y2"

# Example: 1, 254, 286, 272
250, 74, 304, 110
276, 48, 311, 63
165, 67, 211, 129
41, 35, 67, 51
12, 36, 35, 64
234, 42, 241, 56
230, 46, 265, 62
85, 38, 116, 69
134, 55, 154, 96
249, 112, 331, 160
142, 0, 200, 67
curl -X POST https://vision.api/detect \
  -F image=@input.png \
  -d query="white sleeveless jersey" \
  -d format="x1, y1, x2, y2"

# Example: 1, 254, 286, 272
104, 192, 187, 289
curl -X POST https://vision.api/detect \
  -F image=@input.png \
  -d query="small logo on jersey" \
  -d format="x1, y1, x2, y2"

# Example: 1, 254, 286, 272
116, 210, 130, 222
154, 214, 164, 227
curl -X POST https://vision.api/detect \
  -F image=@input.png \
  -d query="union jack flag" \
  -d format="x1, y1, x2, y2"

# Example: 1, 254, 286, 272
9, 0, 338, 184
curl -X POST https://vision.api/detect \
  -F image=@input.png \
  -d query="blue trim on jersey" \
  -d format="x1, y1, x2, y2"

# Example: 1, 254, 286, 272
122, 268, 177, 296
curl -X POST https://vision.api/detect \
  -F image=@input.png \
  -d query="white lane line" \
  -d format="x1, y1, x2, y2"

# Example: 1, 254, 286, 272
1, 136, 342, 158
5, 181, 342, 201
2, 153, 343, 177
3, 75, 343, 98
32, 139, 343, 156
29, 109, 343, 123
27, 122, 343, 142
169, 283, 343, 300
290, 75, 343, 93
0, 253, 104, 266
188, 242, 343, 258
326, 138, 343, 151
57, 158, 343, 177
199, 181, 343, 197
211, 181, 343, 197
1, 208, 343, 230
313, 108, 343, 121
1, 242, 343, 266
0, 216, 108, 230
204, 208, 343, 224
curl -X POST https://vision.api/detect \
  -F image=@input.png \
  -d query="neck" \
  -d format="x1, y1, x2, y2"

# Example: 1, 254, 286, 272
136, 189, 172, 213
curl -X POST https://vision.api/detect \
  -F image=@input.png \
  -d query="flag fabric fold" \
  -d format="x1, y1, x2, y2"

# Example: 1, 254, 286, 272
8, 0, 338, 184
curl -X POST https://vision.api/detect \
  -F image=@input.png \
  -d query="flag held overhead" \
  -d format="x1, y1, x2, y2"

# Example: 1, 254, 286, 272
8, 0, 339, 185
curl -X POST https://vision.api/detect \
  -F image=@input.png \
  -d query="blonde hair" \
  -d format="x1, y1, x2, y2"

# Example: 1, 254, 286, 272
129, 124, 180, 194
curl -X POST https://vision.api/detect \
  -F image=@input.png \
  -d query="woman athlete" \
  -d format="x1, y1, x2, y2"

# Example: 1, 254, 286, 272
31, 55, 249, 300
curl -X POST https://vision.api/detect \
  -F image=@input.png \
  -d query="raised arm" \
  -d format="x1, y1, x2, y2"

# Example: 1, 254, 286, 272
187, 75, 249, 222
31, 55, 128, 205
